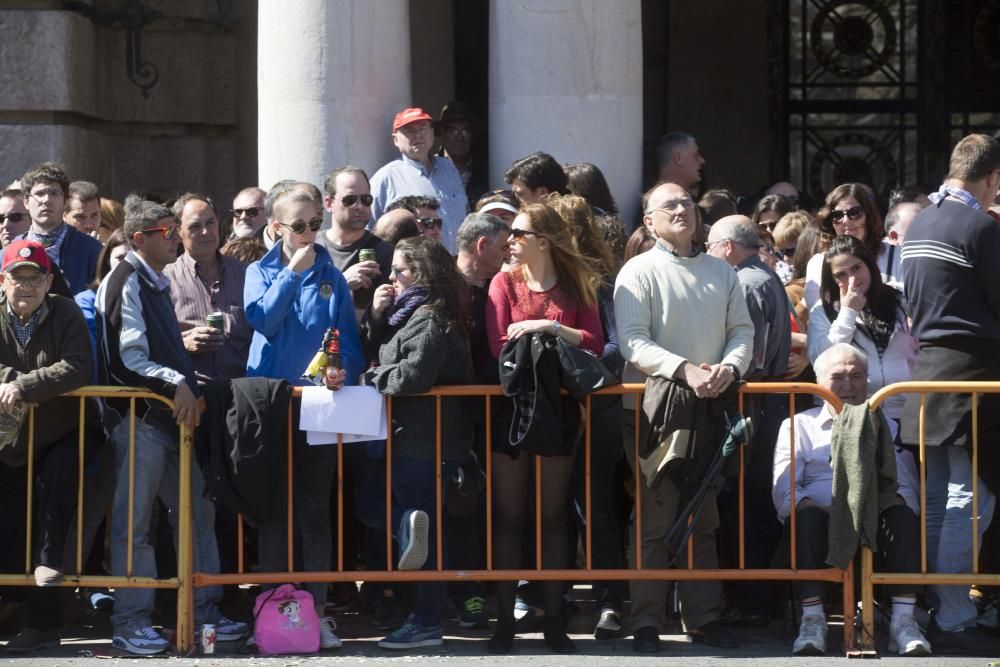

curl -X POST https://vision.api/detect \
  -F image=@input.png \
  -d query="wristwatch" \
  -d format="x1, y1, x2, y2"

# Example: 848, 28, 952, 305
723, 363, 741, 383
551, 320, 561, 335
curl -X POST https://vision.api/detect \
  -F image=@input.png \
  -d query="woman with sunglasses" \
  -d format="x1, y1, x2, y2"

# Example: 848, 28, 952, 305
244, 187, 364, 650
807, 235, 916, 421
485, 202, 603, 654
804, 183, 901, 311
751, 193, 795, 235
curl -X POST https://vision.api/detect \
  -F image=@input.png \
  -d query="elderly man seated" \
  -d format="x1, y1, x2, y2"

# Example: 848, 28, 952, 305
772, 343, 929, 656
0, 240, 94, 652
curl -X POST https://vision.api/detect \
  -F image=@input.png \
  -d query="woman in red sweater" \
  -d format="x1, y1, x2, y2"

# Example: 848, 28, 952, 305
485, 202, 603, 654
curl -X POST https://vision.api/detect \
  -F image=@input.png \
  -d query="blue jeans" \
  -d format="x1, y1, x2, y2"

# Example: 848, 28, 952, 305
925, 445, 995, 631
109, 416, 223, 632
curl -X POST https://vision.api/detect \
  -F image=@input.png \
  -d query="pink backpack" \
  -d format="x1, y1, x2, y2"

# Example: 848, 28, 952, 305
253, 584, 320, 655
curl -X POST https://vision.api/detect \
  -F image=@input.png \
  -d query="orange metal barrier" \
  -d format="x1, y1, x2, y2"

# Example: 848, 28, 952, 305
0, 386, 195, 653
860, 381, 1000, 654
194, 381, 861, 652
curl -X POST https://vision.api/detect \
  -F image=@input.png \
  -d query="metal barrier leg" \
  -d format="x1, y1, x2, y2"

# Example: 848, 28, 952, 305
176, 424, 194, 654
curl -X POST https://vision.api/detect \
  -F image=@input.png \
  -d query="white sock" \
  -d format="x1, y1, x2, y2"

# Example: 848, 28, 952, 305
891, 597, 916, 625
801, 600, 825, 621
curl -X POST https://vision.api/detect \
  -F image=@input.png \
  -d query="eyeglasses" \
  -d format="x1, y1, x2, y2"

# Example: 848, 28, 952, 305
339, 194, 373, 208
831, 205, 864, 224
231, 207, 261, 218
27, 189, 63, 202
279, 218, 323, 235
417, 217, 443, 230
704, 239, 730, 250
777, 246, 796, 259
141, 225, 179, 240
509, 228, 538, 242
0, 213, 25, 224
649, 198, 695, 214
3, 272, 47, 288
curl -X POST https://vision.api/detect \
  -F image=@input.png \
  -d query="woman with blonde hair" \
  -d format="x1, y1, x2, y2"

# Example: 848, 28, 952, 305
485, 202, 603, 653
96, 198, 125, 244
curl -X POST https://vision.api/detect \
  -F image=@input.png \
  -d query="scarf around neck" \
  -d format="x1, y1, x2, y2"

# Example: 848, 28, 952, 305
387, 285, 428, 328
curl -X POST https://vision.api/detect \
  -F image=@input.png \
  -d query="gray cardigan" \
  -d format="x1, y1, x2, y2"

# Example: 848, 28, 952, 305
364, 306, 473, 461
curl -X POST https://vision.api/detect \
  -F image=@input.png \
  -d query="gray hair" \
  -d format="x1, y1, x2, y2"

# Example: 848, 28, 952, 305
814, 343, 868, 381
656, 132, 696, 170
123, 193, 175, 249
711, 217, 760, 248
456, 213, 508, 253
172, 192, 217, 218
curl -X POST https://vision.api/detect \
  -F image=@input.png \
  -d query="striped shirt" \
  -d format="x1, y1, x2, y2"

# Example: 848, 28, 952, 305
162, 252, 253, 383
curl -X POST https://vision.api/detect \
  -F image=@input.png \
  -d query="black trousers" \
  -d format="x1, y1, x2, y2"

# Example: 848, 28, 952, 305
791, 503, 921, 601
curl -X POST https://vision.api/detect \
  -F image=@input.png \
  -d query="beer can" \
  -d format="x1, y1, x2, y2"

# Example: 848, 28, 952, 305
205, 312, 225, 332
201, 624, 216, 654
359, 249, 377, 263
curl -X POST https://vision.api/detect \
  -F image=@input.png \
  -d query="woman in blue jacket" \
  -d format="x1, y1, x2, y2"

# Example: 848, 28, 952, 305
244, 186, 364, 650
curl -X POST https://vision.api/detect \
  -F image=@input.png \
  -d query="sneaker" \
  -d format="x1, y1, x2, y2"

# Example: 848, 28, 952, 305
792, 615, 827, 655
33, 565, 62, 587
398, 509, 429, 571
377, 614, 443, 650
6, 628, 59, 653
594, 608, 623, 640
889, 615, 931, 656
375, 594, 404, 630
112, 626, 170, 655
211, 616, 250, 642
458, 595, 488, 629
513, 596, 544, 632
319, 616, 342, 650
89, 590, 115, 611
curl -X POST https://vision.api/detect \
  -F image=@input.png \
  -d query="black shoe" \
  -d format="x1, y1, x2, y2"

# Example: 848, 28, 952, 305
633, 626, 661, 653
688, 620, 739, 649
929, 621, 1000, 656
488, 619, 515, 654
543, 618, 576, 654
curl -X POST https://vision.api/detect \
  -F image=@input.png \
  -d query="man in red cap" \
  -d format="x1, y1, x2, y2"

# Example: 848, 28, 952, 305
370, 107, 469, 254
0, 239, 95, 652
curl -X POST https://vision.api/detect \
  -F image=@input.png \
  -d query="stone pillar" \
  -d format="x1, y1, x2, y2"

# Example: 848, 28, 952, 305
258, 0, 412, 190
489, 0, 643, 226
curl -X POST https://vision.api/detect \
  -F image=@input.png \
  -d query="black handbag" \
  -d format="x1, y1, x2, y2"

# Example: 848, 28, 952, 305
542, 333, 620, 400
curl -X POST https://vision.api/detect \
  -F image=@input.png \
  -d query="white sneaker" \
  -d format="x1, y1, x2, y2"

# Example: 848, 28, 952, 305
792, 615, 827, 655
319, 616, 342, 649
889, 615, 931, 656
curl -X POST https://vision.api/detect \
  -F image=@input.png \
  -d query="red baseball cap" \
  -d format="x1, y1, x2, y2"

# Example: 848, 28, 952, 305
1, 240, 51, 274
392, 107, 433, 133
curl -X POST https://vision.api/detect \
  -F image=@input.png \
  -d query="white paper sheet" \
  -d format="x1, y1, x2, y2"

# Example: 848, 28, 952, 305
299, 385, 387, 445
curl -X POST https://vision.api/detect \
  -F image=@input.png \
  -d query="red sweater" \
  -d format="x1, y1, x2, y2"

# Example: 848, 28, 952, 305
485, 270, 604, 358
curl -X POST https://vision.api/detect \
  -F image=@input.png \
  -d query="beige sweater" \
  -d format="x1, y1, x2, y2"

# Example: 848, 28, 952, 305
613, 245, 754, 380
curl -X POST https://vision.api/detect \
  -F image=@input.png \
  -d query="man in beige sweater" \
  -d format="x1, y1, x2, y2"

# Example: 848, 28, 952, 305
614, 181, 753, 654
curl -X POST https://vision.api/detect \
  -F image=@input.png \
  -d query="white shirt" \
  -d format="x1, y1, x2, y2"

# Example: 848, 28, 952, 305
772, 405, 919, 522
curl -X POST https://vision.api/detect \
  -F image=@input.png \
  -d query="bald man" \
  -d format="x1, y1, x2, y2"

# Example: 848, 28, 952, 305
373, 209, 421, 246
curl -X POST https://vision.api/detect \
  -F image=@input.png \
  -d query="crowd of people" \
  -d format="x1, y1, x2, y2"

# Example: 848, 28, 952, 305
0, 102, 999, 659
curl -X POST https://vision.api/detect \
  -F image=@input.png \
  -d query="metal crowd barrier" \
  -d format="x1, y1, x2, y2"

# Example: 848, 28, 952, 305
0, 386, 195, 653
860, 381, 1000, 655
193, 381, 860, 653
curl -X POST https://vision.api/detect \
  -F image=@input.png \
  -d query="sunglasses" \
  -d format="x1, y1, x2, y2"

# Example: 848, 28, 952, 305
231, 207, 261, 217
777, 246, 796, 259
417, 217, 443, 230
280, 218, 323, 235
339, 194, 373, 207
0, 213, 25, 224
830, 205, 864, 223
141, 225, 179, 240
509, 228, 538, 241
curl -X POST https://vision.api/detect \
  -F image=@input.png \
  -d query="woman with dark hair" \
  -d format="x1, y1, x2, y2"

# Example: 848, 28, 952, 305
807, 235, 915, 420
564, 163, 619, 216
360, 236, 474, 650
804, 182, 902, 310
485, 202, 603, 654
751, 194, 795, 234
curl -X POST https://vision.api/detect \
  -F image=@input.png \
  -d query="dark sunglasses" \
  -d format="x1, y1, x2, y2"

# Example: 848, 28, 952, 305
830, 205, 864, 223
280, 218, 323, 234
777, 246, 796, 259
339, 194, 373, 207
509, 228, 538, 241
0, 213, 25, 224
141, 225, 179, 240
230, 207, 261, 217
417, 217, 443, 230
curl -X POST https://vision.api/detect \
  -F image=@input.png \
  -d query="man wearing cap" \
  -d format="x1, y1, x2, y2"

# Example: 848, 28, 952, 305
19, 162, 102, 295
0, 240, 95, 652
370, 107, 469, 253
435, 101, 488, 203
474, 190, 518, 226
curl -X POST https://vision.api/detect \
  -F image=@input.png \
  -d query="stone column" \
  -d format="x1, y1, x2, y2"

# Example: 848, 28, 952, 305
489, 0, 644, 226
258, 0, 411, 190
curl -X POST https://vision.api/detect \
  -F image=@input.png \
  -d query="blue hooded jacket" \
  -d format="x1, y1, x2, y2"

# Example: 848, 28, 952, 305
244, 241, 364, 386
